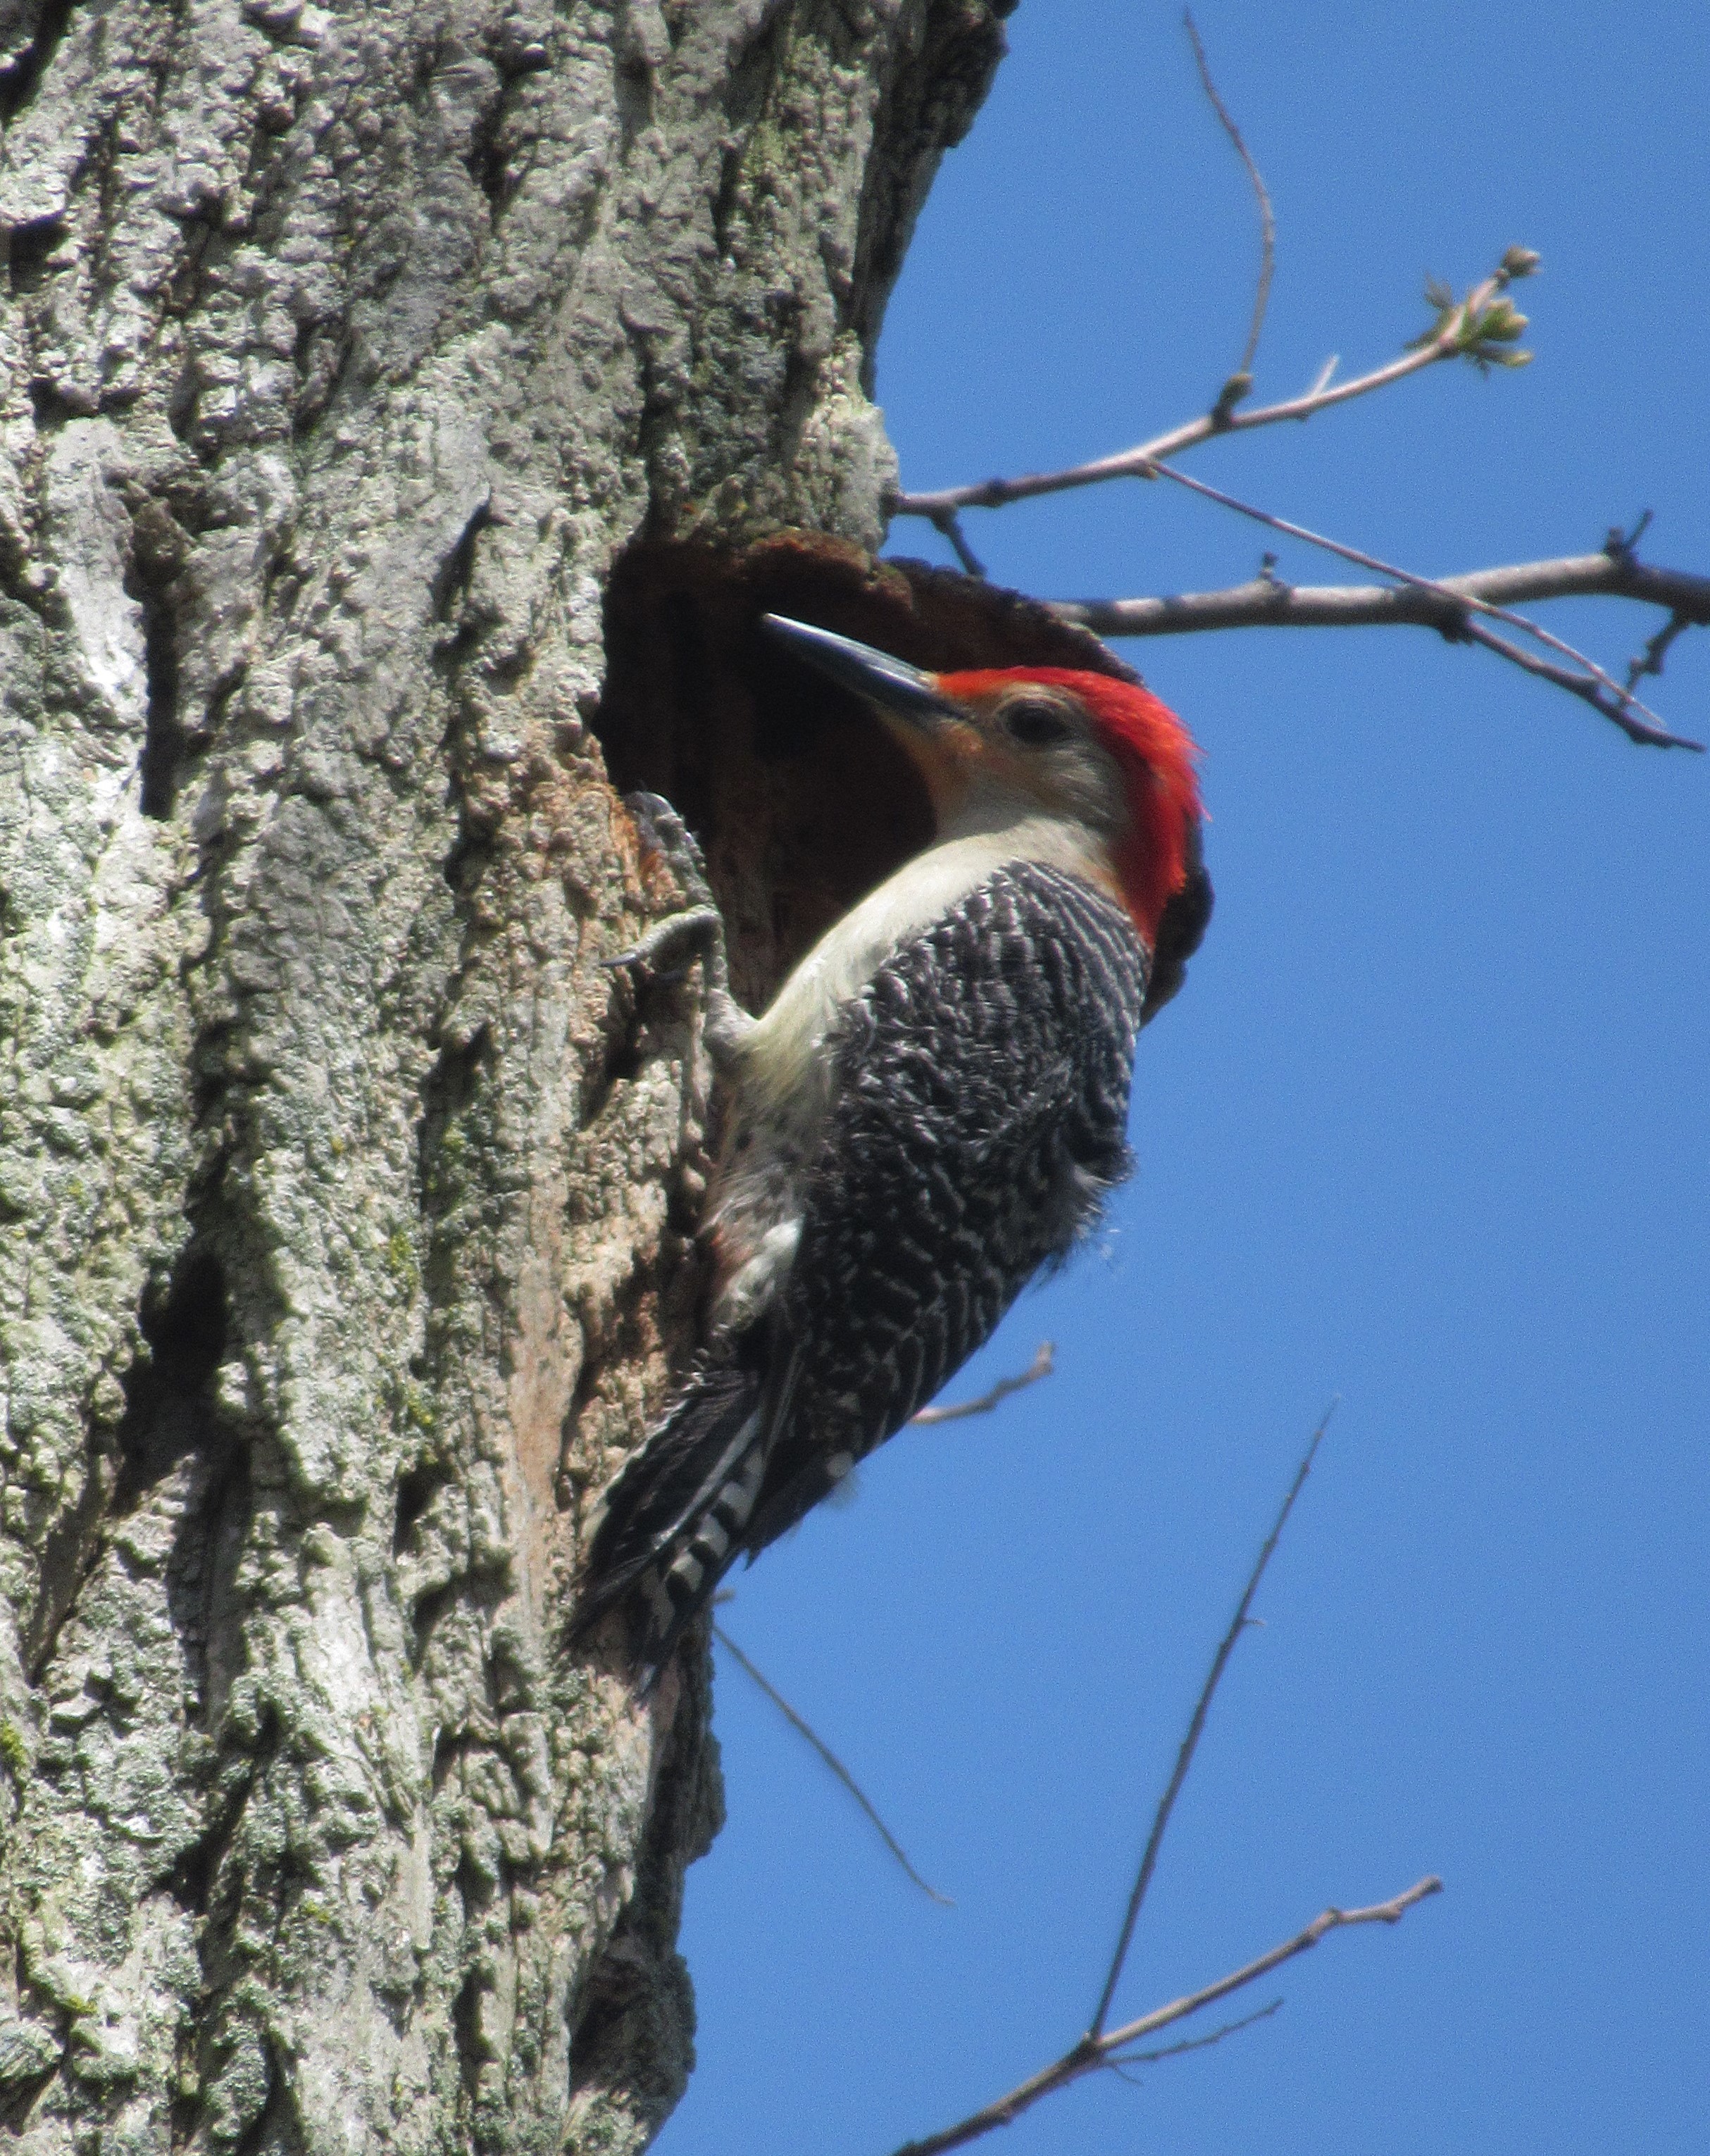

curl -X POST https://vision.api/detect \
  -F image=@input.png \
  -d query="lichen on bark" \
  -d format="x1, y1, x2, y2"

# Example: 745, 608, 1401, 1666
0, 1, 1011, 2149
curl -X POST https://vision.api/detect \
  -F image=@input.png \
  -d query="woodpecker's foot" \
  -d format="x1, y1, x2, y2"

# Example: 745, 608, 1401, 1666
601, 904, 725, 983
601, 912, 754, 1066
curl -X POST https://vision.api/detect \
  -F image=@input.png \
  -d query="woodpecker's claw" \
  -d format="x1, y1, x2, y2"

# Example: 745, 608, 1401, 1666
600, 904, 723, 982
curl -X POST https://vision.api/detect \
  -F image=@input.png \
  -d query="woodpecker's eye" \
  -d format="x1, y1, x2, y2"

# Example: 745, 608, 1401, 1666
1001, 698, 1073, 747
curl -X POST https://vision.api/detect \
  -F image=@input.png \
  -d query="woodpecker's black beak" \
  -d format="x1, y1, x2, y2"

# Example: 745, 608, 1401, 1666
759, 614, 959, 734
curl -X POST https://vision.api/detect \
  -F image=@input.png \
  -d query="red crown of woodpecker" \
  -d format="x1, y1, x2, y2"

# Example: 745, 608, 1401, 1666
937, 667, 1203, 946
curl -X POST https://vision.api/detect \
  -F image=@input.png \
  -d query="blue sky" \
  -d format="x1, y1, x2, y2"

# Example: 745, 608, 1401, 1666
659, 6, 1709, 2153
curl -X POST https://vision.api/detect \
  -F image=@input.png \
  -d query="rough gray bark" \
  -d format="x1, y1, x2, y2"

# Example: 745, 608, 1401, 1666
0, 4, 1010, 2150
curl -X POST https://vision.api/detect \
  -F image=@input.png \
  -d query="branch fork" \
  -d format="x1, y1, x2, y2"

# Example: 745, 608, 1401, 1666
886, 1406, 1444, 2156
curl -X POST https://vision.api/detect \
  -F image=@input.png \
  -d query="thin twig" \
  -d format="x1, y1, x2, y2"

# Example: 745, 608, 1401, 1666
1089, 1400, 1337, 2038
1449, 613, 1701, 749
911, 1342, 1055, 1426
1100, 1878, 1442, 2059
888, 1878, 1442, 2156
1122, 463, 1701, 751
1625, 609, 1690, 700
890, 247, 1535, 523
712, 1624, 954, 1906
1184, 10, 1275, 396
931, 510, 987, 579
1111, 1995, 1282, 2067
1142, 459, 1659, 711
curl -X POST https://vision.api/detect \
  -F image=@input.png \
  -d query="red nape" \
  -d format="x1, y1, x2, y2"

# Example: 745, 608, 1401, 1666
936, 668, 1203, 946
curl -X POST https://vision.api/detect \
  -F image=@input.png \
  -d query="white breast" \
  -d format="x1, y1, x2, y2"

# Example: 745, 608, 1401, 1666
737, 811, 1109, 1116
705, 809, 1111, 1333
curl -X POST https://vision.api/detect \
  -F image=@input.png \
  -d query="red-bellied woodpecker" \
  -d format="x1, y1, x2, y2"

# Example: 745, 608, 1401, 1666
575, 614, 1209, 1690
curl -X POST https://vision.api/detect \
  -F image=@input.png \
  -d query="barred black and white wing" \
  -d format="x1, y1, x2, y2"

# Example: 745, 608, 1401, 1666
743, 861, 1147, 1552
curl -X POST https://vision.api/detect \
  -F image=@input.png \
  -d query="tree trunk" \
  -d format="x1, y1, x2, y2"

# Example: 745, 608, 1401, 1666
0, 5, 1009, 2149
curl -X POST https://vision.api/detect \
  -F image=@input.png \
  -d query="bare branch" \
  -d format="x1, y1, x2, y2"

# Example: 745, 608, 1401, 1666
1089, 1400, 1337, 2038
930, 509, 987, 579
911, 1340, 1054, 1425
1100, 1877, 1442, 2056
1083, 463, 1702, 751
887, 1878, 1442, 2156
878, 1405, 1447, 2156
1052, 552, 1710, 639
712, 1624, 954, 1907
1183, 9, 1275, 400
1625, 609, 1691, 701
1448, 614, 1702, 751
1138, 460, 1674, 721
1110, 1995, 1282, 2068
889, 247, 1537, 523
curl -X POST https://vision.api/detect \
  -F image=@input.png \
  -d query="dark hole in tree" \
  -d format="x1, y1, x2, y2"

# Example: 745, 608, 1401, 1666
0, 0, 75, 125
137, 583, 185, 818
593, 533, 1144, 1014
115, 1248, 230, 1505
394, 1459, 449, 1553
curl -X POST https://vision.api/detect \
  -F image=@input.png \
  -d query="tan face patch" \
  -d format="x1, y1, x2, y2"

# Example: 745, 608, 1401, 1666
872, 708, 987, 819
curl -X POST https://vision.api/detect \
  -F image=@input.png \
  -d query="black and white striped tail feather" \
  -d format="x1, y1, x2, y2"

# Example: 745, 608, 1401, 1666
574, 1350, 798, 1691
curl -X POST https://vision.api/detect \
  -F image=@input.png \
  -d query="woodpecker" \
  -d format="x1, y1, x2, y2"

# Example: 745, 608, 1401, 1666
575, 614, 1209, 1690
